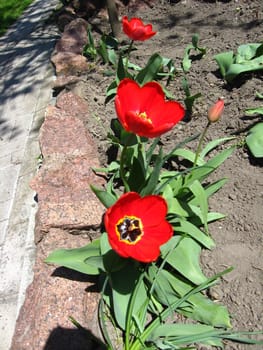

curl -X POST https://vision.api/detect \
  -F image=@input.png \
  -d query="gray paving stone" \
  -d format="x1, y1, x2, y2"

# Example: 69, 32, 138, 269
0, 300, 17, 350
0, 224, 29, 295
0, 201, 11, 223
0, 165, 20, 202
0, 220, 8, 245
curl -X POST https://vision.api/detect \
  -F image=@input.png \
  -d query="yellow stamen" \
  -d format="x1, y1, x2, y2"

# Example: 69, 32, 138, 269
137, 111, 152, 124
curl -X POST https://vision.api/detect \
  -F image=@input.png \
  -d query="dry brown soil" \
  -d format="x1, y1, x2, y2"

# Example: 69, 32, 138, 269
58, 0, 262, 348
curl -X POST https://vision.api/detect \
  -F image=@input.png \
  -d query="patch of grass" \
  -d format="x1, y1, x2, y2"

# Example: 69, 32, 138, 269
0, 0, 34, 36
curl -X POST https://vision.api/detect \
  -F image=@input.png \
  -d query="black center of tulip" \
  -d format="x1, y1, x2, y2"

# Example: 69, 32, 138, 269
117, 216, 143, 243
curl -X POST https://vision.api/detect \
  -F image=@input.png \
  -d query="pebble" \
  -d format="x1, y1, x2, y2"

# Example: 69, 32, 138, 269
228, 193, 236, 200
208, 286, 224, 301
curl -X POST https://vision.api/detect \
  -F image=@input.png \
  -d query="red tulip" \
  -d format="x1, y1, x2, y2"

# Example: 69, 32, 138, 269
104, 192, 173, 263
122, 16, 156, 41
115, 78, 185, 138
208, 98, 224, 123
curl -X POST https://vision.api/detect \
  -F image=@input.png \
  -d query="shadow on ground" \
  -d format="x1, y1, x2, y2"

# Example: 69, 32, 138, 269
44, 326, 107, 350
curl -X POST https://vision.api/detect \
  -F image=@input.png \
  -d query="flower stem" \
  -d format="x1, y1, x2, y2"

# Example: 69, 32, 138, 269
125, 40, 134, 72
193, 120, 211, 167
120, 144, 130, 192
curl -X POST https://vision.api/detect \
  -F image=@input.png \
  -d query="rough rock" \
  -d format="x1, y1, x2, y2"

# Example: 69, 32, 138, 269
30, 93, 105, 243
51, 52, 89, 76
52, 75, 81, 89
31, 154, 104, 243
51, 18, 89, 76
55, 18, 88, 55
10, 228, 103, 350
39, 106, 92, 156
55, 5, 77, 31
56, 91, 89, 120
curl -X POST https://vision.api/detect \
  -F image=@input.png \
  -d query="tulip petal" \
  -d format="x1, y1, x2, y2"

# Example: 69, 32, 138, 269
133, 242, 161, 262
139, 82, 165, 113
115, 79, 141, 113
138, 195, 168, 224
147, 101, 185, 137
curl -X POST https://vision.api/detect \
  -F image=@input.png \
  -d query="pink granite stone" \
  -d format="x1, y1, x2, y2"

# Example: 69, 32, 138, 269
51, 18, 89, 76
51, 52, 89, 76
56, 91, 89, 120
39, 106, 92, 157
52, 75, 81, 89
31, 154, 105, 242
10, 228, 103, 350
55, 18, 88, 55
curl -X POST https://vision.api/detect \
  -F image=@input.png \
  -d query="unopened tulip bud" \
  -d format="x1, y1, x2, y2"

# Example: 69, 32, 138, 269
208, 98, 224, 123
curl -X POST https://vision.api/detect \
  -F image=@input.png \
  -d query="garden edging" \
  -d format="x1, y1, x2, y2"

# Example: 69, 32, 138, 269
11, 17, 105, 350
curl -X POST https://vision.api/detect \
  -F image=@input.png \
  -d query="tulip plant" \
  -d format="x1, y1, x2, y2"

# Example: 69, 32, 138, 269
46, 16, 263, 349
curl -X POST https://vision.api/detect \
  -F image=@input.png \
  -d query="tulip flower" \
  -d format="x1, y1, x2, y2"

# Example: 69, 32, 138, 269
208, 98, 224, 123
115, 78, 185, 138
104, 192, 173, 263
122, 16, 156, 41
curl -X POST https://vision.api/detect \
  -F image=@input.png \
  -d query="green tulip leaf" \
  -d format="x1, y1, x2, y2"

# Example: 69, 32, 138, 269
174, 219, 215, 249
246, 122, 263, 157
190, 178, 228, 205
148, 323, 224, 348
214, 51, 234, 78
105, 79, 117, 103
136, 53, 163, 85
189, 180, 208, 232
149, 323, 214, 339
99, 233, 128, 273
225, 61, 263, 83
172, 148, 204, 165
185, 146, 235, 185
200, 136, 236, 159
164, 237, 207, 284
140, 147, 164, 196
256, 91, 263, 99
117, 54, 126, 81
90, 184, 117, 208
167, 196, 189, 218
182, 34, 206, 73
110, 262, 146, 330
214, 43, 263, 82
236, 43, 263, 63
148, 266, 231, 328
45, 239, 101, 275
245, 106, 263, 116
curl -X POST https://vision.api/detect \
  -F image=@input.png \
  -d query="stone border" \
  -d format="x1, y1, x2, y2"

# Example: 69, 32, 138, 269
11, 18, 106, 350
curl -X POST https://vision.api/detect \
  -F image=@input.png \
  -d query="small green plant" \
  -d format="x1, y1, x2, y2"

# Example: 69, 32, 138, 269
83, 26, 97, 61
181, 34, 206, 115
214, 42, 263, 83
83, 26, 119, 66
244, 91, 263, 158
181, 33, 206, 73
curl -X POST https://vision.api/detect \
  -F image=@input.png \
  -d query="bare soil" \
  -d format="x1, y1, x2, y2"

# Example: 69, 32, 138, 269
58, 0, 263, 348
